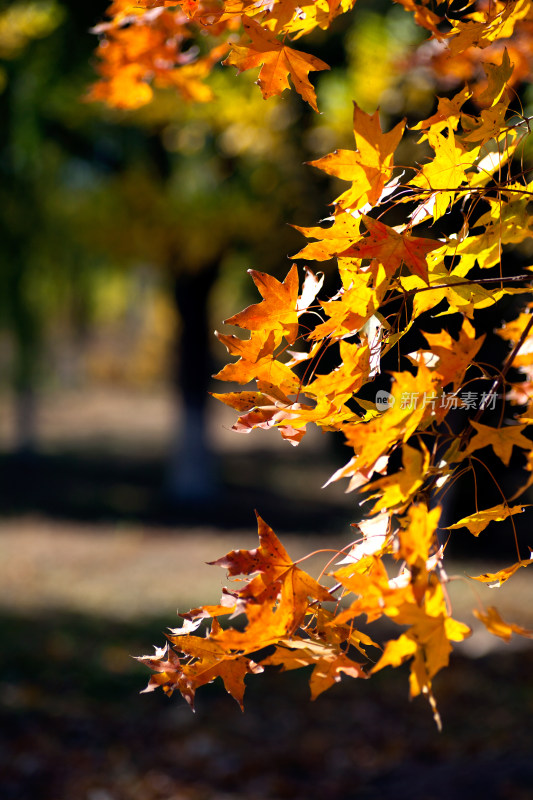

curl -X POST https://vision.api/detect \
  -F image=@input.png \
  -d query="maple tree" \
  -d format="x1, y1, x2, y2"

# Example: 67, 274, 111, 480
90, 0, 533, 727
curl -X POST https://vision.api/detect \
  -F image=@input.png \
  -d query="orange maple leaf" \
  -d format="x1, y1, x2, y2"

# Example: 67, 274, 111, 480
421, 317, 485, 391
262, 639, 367, 700
224, 264, 300, 344
137, 620, 264, 709
202, 514, 335, 651
223, 17, 330, 111
210, 512, 334, 607
213, 329, 300, 393
292, 212, 362, 261
341, 215, 442, 283
308, 104, 405, 210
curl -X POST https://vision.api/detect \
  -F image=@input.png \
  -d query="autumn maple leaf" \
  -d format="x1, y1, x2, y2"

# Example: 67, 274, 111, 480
223, 18, 330, 111
411, 124, 479, 220
203, 514, 335, 650
308, 103, 405, 210
224, 264, 300, 344
340, 214, 442, 283
361, 444, 431, 514
463, 421, 533, 466
213, 329, 300, 394
446, 504, 529, 536
262, 639, 367, 700
469, 558, 533, 588
473, 606, 533, 643
421, 318, 484, 391
209, 512, 334, 607
137, 619, 264, 709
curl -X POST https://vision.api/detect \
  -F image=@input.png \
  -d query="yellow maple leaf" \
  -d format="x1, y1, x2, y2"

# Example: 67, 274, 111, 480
469, 558, 533, 587
309, 270, 379, 341
446, 503, 529, 536
412, 125, 479, 220
463, 421, 533, 466
372, 581, 470, 727
398, 502, 441, 566
445, 0, 530, 56
473, 606, 533, 643
361, 444, 430, 514
304, 341, 371, 406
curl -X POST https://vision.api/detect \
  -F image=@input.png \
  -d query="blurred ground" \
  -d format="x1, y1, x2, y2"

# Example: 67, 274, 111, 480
1, 387, 533, 800
0, 388, 356, 531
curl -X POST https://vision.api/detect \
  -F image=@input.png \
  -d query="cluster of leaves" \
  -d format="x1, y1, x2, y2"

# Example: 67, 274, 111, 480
91, 0, 533, 726
89, 0, 533, 111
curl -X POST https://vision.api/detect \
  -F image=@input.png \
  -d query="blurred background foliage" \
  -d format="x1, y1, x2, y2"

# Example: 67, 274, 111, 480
2, 5, 533, 799
0, 0, 438, 504
0, 0, 532, 511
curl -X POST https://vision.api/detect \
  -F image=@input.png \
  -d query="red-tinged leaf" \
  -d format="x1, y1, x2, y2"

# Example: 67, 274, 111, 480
341, 215, 441, 283
212, 512, 333, 595
136, 638, 263, 710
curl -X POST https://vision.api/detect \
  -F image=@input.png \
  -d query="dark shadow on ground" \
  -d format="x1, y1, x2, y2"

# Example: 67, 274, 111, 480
0, 449, 355, 533
1, 609, 533, 800
1, 446, 531, 558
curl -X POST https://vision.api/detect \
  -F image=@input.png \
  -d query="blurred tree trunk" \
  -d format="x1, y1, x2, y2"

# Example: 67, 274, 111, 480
9, 264, 41, 456
166, 260, 220, 502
